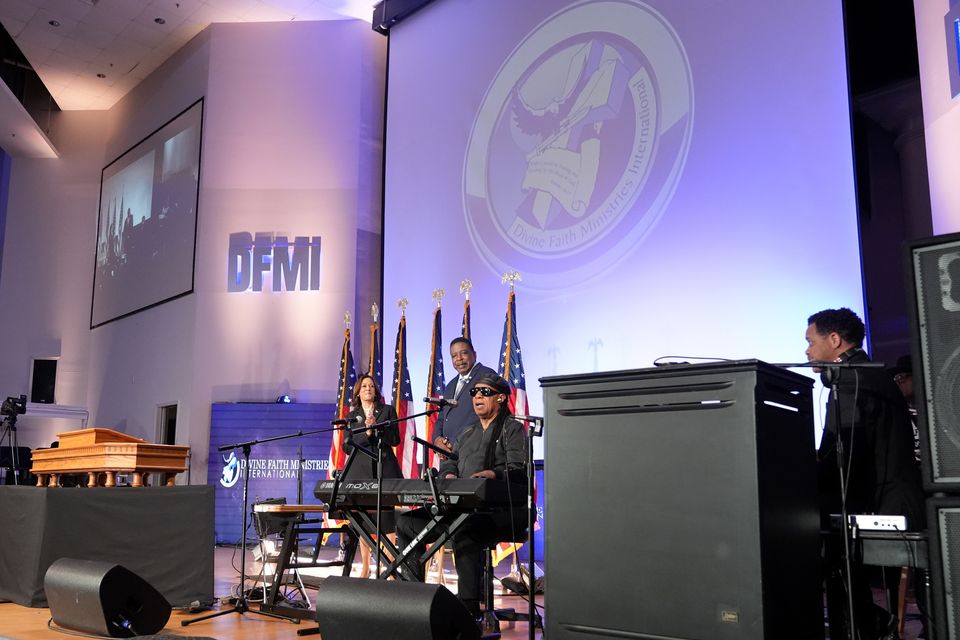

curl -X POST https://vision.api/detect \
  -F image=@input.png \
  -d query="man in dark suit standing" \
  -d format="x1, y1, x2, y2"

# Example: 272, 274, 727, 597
433, 337, 496, 454
805, 307, 924, 640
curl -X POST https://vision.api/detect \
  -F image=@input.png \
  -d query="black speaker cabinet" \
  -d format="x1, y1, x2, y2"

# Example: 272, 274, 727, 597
542, 361, 822, 640
44, 558, 171, 637
315, 577, 480, 640
907, 232, 960, 492
30, 358, 57, 404
927, 496, 960, 640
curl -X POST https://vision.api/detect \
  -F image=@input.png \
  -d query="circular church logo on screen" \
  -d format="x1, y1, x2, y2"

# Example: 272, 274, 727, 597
463, 0, 693, 288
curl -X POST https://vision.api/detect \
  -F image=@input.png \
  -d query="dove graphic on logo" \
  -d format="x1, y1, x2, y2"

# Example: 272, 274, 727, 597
220, 451, 241, 488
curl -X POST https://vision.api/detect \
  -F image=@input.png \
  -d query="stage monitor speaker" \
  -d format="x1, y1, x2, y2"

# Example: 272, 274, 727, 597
44, 558, 171, 637
30, 357, 57, 404
315, 577, 480, 640
906, 232, 960, 491
927, 497, 960, 639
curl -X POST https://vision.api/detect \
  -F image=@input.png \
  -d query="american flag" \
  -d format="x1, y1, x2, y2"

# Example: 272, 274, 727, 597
391, 315, 418, 478
424, 307, 446, 468
493, 289, 531, 567
368, 319, 382, 389
461, 298, 471, 340
328, 327, 357, 478
497, 290, 529, 416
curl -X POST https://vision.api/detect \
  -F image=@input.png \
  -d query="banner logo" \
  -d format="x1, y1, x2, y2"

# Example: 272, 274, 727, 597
463, 0, 693, 288
228, 232, 322, 292
220, 452, 240, 488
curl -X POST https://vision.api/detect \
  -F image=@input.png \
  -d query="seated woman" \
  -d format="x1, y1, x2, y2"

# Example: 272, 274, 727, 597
396, 374, 528, 617
341, 374, 402, 578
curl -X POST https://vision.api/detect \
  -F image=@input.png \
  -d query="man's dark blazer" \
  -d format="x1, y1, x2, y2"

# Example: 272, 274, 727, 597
817, 349, 925, 529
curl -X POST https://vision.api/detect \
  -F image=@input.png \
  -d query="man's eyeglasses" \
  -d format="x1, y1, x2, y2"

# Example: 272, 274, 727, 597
894, 373, 912, 384
469, 386, 499, 397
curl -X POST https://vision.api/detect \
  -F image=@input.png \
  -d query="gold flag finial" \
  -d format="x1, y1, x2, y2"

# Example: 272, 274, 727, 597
344, 311, 352, 328
459, 279, 473, 300
371, 303, 379, 324
396, 297, 408, 316
432, 288, 446, 308
501, 270, 522, 290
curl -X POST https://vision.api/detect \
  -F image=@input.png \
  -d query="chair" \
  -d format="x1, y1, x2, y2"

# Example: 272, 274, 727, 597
430, 542, 453, 585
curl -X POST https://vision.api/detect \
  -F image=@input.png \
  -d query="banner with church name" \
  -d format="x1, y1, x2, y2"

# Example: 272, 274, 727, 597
208, 402, 335, 544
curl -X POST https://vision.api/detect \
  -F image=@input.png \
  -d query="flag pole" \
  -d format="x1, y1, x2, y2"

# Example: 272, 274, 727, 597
459, 279, 472, 340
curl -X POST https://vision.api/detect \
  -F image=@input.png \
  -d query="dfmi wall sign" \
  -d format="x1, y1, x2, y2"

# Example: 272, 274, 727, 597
228, 232, 322, 292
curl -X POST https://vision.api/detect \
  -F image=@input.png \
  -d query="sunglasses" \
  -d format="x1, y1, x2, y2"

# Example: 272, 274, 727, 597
469, 386, 500, 397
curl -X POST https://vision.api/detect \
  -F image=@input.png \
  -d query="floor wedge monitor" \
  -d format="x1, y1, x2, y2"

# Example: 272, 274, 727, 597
315, 576, 480, 640
44, 558, 171, 637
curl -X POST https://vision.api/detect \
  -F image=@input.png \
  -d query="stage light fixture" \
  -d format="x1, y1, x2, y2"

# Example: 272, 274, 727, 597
276, 394, 292, 404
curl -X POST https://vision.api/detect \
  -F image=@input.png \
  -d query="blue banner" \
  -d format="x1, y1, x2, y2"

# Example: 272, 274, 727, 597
208, 402, 335, 544
517, 464, 544, 563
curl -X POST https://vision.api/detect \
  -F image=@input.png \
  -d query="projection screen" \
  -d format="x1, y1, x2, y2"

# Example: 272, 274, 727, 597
91, 99, 203, 328
382, 0, 863, 420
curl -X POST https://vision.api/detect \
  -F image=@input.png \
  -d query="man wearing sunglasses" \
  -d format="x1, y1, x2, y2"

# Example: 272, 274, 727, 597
397, 374, 528, 619
433, 337, 496, 456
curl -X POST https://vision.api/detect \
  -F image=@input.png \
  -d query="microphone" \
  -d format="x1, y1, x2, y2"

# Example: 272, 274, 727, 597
514, 415, 544, 425
423, 396, 458, 408
331, 414, 364, 426
412, 435, 458, 460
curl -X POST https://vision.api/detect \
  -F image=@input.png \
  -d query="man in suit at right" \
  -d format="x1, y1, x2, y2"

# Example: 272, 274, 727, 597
433, 337, 496, 455
805, 307, 924, 640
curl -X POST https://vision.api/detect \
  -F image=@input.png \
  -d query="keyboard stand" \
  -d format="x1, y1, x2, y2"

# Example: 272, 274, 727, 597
253, 504, 352, 619
337, 508, 474, 581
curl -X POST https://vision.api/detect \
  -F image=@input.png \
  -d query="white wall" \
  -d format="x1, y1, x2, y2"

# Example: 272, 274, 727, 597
0, 21, 386, 482
0, 109, 107, 448
915, 0, 960, 234
189, 20, 386, 480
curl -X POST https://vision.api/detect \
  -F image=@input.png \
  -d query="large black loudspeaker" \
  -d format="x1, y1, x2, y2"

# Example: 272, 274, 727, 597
906, 232, 960, 491
927, 497, 960, 639
542, 362, 822, 640
44, 558, 171, 637
315, 577, 480, 640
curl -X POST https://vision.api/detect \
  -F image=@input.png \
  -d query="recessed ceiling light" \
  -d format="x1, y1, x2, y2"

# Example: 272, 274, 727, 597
48, 19, 61, 27
154, 17, 166, 24
96, 73, 106, 78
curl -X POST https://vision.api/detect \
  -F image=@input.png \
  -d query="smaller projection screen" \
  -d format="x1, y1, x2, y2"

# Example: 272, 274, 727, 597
91, 99, 203, 328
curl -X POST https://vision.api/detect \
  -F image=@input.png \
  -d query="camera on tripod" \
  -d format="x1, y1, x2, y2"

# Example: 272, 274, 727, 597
1, 394, 27, 418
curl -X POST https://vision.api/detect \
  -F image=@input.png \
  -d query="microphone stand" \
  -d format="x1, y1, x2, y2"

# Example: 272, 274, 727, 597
778, 359, 883, 640
297, 445, 304, 504
183, 422, 354, 628
514, 415, 545, 640
412, 435, 454, 512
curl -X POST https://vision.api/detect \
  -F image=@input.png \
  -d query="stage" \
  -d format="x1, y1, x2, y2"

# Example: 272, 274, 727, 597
0, 485, 214, 608
0, 545, 544, 639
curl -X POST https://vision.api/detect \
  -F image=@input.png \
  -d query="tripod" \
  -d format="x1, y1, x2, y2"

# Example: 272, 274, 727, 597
0, 414, 21, 486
